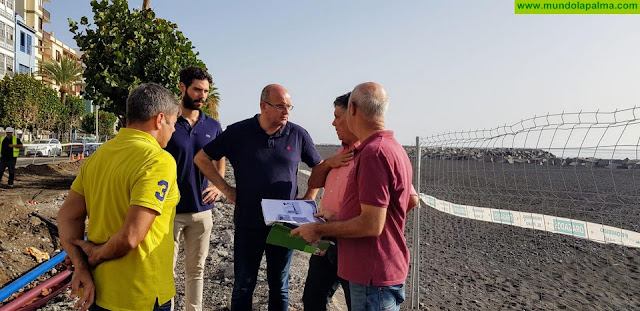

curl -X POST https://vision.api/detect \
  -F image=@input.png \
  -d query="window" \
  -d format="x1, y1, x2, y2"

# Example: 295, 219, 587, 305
26, 35, 32, 55
0, 23, 5, 41
38, 18, 42, 31
6, 26, 13, 44
7, 0, 12, 9
0, 55, 5, 75
55, 50, 61, 62
6, 56, 13, 72
19, 64, 29, 73
20, 31, 25, 52
0, 0, 5, 5
38, 39, 42, 52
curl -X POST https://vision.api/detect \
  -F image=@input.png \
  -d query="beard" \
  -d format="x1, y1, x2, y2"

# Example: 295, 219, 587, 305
183, 92, 205, 110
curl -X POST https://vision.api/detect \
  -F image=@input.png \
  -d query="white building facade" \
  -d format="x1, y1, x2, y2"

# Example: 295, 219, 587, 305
0, 0, 15, 77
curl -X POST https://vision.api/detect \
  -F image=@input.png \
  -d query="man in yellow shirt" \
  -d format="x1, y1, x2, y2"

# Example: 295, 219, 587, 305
57, 83, 181, 311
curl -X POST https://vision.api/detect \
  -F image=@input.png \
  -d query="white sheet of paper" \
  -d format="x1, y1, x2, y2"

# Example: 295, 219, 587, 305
261, 199, 326, 226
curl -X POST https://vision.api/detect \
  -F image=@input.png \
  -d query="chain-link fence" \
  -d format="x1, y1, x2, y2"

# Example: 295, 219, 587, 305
406, 107, 640, 310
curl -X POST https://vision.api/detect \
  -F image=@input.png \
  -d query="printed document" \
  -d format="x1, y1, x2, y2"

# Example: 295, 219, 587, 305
261, 199, 326, 226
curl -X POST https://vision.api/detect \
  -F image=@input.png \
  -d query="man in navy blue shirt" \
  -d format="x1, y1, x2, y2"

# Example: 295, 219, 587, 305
195, 84, 322, 311
165, 67, 225, 311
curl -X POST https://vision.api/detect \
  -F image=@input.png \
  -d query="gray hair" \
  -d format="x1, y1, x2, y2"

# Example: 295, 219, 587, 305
126, 83, 180, 125
333, 92, 350, 110
351, 82, 388, 118
260, 85, 271, 102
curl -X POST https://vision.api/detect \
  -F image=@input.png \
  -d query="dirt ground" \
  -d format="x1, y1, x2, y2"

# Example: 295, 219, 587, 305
0, 161, 83, 299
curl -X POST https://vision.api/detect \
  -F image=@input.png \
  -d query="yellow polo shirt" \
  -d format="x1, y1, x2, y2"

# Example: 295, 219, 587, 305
71, 128, 179, 311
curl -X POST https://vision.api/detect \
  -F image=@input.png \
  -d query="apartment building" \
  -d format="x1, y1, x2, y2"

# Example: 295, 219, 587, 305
0, 0, 15, 77
15, 0, 48, 74
14, 12, 35, 74
46, 30, 81, 95
15, 0, 81, 96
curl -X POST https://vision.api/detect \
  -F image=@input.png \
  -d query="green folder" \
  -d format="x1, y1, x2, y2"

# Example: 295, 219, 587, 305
266, 223, 331, 256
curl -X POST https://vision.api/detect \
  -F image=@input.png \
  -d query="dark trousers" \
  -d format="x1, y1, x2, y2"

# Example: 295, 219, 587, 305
302, 241, 351, 311
232, 226, 294, 311
88, 298, 171, 311
0, 158, 16, 186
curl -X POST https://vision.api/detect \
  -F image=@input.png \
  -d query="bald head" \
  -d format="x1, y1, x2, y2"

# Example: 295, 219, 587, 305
350, 82, 388, 119
258, 84, 292, 133
261, 84, 290, 103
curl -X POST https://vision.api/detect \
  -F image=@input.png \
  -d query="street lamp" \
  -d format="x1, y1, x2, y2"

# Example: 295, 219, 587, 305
95, 104, 99, 142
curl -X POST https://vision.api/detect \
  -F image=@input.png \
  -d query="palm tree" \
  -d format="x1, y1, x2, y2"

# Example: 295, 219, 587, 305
39, 56, 83, 141
39, 56, 83, 108
205, 85, 221, 120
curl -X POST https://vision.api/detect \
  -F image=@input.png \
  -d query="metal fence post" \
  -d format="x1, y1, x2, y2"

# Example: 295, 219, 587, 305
410, 136, 422, 309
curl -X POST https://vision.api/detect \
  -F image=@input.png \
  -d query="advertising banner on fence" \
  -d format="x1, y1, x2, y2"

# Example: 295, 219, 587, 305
420, 194, 640, 248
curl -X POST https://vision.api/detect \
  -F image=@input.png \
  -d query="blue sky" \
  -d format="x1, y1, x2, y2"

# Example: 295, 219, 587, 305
47, 1, 640, 145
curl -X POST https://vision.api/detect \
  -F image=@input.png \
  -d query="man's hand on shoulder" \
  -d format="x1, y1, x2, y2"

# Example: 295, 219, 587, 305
325, 149, 354, 168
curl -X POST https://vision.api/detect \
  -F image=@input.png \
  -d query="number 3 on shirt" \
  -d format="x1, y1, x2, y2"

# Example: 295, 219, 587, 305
155, 180, 169, 201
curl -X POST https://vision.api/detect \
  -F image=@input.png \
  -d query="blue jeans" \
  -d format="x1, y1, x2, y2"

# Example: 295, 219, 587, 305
231, 226, 294, 311
349, 282, 405, 311
89, 298, 171, 311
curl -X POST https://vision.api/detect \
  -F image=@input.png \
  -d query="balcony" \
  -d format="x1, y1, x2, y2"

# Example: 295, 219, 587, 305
40, 6, 50, 23
0, 39, 11, 52
63, 50, 79, 61
41, 48, 52, 59
0, 7, 13, 20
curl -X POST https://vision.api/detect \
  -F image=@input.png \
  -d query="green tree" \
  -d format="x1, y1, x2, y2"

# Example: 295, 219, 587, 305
37, 86, 66, 131
69, 0, 207, 124
0, 74, 58, 130
81, 110, 118, 141
39, 57, 84, 141
0, 74, 38, 129
62, 95, 87, 130
38, 57, 83, 108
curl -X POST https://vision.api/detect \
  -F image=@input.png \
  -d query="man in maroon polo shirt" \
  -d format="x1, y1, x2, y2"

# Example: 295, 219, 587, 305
293, 82, 417, 311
